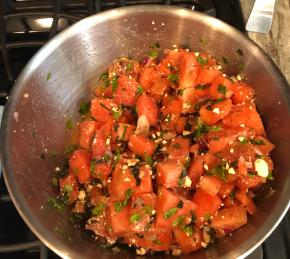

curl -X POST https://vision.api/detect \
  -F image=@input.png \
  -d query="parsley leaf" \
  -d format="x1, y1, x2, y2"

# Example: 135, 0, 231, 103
130, 213, 141, 223
196, 55, 208, 66
78, 102, 90, 115
66, 119, 73, 130
210, 125, 222, 132
137, 85, 143, 94
111, 76, 118, 92
47, 72, 51, 81
163, 208, 177, 219
148, 49, 158, 59
92, 203, 105, 216
126, 63, 133, 71
217, 84, 227, 95
99, 72, 110, 88
120, 125, 128, 141
167, 74, 179, 84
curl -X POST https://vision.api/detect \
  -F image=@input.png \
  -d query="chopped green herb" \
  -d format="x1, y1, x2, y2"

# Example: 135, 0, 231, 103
196, 84, 206, 90
51, 177, 58, 187
209, 162, 228, 181
204, 213, 211, 221
178, 177, 185, 187
100, 102, 122, 120
177, 200, 184, 209
145, 154, 153, 166
92, 203, 105, 216
152, 239, 162, 245
172, 215, 185, 227
217, 84, 227, 95
47, 196, 67, 210
111, 76, 118, 92
148, 49, 158, 59
250, 139, 265, 145
103, 153, 111, 162
137, 85, 143, 94
126, 63, 133, 71
230, 189, 236, 201
143, 204, 153, 215
47, 72, 51, 81
167, 74, 179, 84
114, 201, 123, 213
63, 184, 73, 193
267, 171, 274, 180
222, 56, 229, 64
196, 55, 208, 66
193, 118, 210, 139
78, 102, 90, 115
247, 172, 256, 178
120, 125, 128, 141
113, 149, 121, 166
66, 119, 73, 130
239, 138, 248, 145
210, 125, 222, 132
178, 89, 184, 96
236, 48, 244, 56
130, 213, 141, 223
99, 72, 110, 88
183, 225, 193, 236
65, 144, 78, 154
163, 207, 177, 219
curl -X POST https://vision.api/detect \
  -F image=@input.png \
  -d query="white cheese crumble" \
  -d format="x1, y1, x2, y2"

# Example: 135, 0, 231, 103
136, 247, 147, 255
204, 164, 209, 171
228, 167, 236, 175
212, 107, 220, 114
230, 148, 234, 154
183, 176, 192, 187
172, 248, 182, 256
78, 190, 86, 201
182, 130, 191, 136
238, 136, 245, 142
236, 74, 242, 81
254, 159, 269, 177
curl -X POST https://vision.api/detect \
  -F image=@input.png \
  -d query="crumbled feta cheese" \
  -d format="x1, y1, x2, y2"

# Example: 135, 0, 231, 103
152, 133, 156, 139
230, 148, 234, 154
183, 176, 192, 187
182, 102, 192, 109
127, 159, 139, 167
204, 164, 209, 170
194, 52, 200, 56
162, 140, 168, 145
106, 138, 111, 145
78, 190, 86, 201
225, 162, 230, 170
238, 136, 245, 142
182, 130, 191, 136
122, 164, 128, 170
136, 247, 147, 255
212, 107, 220, 114
201, 242, 208, 248
217, 65, 222, 70
55, 167, 60, 171
240, 124, 245, 128
254, 159, 269, 177
228, 167, 236, 175
172, 248, 182, 256
237, 74, 242, 81
124, 177, 131, 182
152, 210, 156, 215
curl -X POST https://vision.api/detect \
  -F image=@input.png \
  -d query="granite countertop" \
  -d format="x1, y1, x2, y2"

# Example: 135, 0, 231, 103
240, 0, 290, 84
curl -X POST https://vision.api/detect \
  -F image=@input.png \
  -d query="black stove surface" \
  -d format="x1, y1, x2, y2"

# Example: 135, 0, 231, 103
0, 1, 289, 259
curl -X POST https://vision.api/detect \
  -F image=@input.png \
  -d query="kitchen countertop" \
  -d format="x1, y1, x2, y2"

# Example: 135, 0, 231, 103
240, 0, 290, 84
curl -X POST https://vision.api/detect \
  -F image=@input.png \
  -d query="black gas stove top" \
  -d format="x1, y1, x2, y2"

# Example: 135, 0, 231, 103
0, 1, 289, 259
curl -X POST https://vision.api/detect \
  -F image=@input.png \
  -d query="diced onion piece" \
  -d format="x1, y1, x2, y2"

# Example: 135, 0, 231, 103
135, 115, 150, 135
254, 159, 269, 177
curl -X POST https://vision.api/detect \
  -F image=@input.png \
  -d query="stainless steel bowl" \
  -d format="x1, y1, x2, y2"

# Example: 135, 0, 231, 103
1, 5, 290, 259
